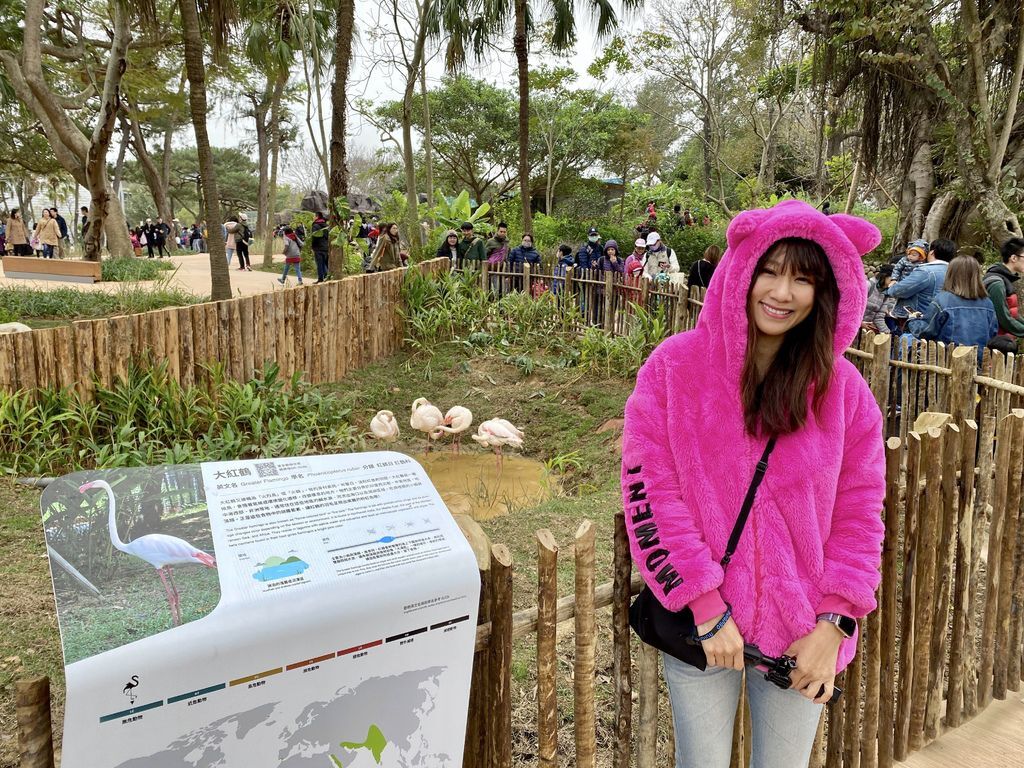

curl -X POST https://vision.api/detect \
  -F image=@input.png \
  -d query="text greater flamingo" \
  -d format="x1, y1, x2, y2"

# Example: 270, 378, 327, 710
438, 405, 473, 453
471, 418, 525, 471
410, 397, 445, 453
79, 480, 217, 627
369, 410, 400, 442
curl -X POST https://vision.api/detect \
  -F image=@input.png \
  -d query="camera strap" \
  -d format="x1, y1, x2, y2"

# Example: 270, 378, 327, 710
719, 436, 777, 569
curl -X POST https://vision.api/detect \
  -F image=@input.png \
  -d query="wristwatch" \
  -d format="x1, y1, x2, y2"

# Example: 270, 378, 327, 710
816, 613, 856, 638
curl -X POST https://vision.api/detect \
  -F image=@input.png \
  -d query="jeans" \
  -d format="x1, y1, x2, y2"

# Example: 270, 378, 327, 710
662, 653, 822, 768
225, 247, 235, 266
41, 243, 54, 258
280, 263, 302, 283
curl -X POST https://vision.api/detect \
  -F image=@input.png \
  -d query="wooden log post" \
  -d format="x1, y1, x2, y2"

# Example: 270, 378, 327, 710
946, 420, 979, 728
480, 261, 489, 294
869, 332, 891, 413
523, 262, 531, 298
536, 529, 559, 768
947, 346, 977, 426
612, 512, 632, 768
574, 520, 597, 768
894, 430, 922, 761
978, 411, 1019, 706
16, 676, 54, 768
843, 628, 864, 768
877, 437, 902, 768
488, 544, 513, 768
455, 515, 492, 768
994, 409, 1024, 698
966, 412, 996, 717
925, 423, 962, 743
825, 682, 845, 768
603, 271, 615, 333
636, 642, 658, 768
909, 427, 943, 753
810, 711, 827, 768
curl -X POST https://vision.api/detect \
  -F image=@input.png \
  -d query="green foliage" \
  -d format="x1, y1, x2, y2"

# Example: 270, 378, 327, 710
0, 362, 362, 477
0, 283, 202, 321
101, 257, 176, 282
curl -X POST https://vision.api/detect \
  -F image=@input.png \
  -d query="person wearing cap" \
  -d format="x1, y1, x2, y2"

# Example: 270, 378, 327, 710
456, 221, 485, 269
576, 227, 603, 271
886, 238, 954, 319
235, 213, 253, 271
642, 231, 680, 283
625, 237, 648, 281
886, 239, 928, 323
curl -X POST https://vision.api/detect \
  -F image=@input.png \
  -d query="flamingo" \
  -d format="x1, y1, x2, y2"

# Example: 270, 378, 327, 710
471, 418, 525, 471
79, 480, 216, 627
437, 405, 473, 454
410, 397, 445, 453
369, 410, 400, 442
123, 676, 139, 704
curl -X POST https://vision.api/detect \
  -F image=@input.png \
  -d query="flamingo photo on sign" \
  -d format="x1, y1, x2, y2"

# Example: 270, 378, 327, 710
41, 465, 221, 664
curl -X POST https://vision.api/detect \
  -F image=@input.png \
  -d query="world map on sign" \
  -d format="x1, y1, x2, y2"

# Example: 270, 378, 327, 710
112, 668, 451, 767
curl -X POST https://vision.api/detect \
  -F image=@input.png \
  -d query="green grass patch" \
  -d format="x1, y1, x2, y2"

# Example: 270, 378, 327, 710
100, 256, 175, 282
0, 282, 203, 323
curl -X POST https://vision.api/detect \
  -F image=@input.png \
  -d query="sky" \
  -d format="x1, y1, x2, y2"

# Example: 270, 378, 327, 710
204, 2, 645, 182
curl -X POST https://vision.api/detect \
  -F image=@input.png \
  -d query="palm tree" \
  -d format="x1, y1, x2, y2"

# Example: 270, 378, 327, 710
328, 0, 356, 276
443, 0, 643, 233
176, 0, 233, 301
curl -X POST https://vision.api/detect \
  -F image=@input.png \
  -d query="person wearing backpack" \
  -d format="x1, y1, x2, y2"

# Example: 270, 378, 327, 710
235, 214, 253, 271
983, 237, 1024, 341
622, 200, 885, 767
277, 226, 304, 285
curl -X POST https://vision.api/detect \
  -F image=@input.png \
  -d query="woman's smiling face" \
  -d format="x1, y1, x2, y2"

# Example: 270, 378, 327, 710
747, 250, 816, 338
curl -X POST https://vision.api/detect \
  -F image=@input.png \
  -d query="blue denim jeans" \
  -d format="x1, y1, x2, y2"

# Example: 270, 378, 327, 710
280, 263, 303, 283
662, 653, 822, 768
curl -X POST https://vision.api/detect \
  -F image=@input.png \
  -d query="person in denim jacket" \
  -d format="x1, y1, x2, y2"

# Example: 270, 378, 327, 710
886, 238, 955, 315
914, 256, 997, 363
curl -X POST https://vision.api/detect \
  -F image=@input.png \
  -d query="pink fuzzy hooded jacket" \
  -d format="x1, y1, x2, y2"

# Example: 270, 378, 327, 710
621, 199, 886, 672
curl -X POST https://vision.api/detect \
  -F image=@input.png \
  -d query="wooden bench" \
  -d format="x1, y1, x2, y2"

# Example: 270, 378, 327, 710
2, 255, 102, 283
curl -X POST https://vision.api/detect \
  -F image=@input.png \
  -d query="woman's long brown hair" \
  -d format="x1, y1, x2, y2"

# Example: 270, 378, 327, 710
741, 238, 839, 435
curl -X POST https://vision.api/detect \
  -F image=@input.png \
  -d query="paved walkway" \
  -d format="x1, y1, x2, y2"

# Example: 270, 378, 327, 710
0, 252, 295, 298
902, 691, 1024, 767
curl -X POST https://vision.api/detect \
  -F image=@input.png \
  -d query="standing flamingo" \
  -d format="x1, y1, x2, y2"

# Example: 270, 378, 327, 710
79, 480, 217, 627
438, 405, 473, 454
123, 676, 139, 704
471, 418, 525, 471
369, 410, 400, 442
410, 397, 445, 453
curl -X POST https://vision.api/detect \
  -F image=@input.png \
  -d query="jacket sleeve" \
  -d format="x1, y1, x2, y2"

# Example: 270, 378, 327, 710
621, 350, 727, 623
918, 300, 946, 341
886, 267, 927, 299
986, 280, 1024, 336
816, 383, 885, 619
871, 296, 890, 333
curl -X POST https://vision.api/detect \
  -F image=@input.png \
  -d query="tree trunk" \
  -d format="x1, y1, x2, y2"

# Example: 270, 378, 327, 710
513, 0, 532, 233
976, 187, 1024, 246
702, 112, 713, 194
327, 0, 355, 276
260, 71, 287, 267
112, 124, 128, 195
123, 110, 173, 223
907, 141, 934, 239
420, 60, 434, 225
921, 190, 957, 243
83, 2, 130, 263
401, 77, 419, 246
251, 86, 271, 244
178, 0, 230, 300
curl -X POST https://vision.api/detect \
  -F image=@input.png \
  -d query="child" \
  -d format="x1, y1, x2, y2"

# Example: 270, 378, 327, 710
130, 229, 142, 257
278, 226, 304, 285
552, 244, 575, 296
889, 239, 928, 323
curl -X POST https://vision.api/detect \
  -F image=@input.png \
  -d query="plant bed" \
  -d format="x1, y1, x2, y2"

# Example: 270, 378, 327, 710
0, 282, 203, 325
100, 256, 176, 282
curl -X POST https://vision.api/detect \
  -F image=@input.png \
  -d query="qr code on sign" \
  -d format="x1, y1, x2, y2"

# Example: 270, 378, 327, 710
255, 462, 279, 478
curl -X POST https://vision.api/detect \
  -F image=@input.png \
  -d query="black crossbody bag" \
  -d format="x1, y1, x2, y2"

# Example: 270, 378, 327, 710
628, 437, 777, 670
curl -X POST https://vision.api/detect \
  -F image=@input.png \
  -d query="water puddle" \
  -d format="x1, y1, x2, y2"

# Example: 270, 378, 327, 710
416, 452, 557, 521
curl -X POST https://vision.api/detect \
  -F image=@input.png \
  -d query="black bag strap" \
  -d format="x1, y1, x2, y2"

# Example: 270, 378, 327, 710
720, 436, 777, 568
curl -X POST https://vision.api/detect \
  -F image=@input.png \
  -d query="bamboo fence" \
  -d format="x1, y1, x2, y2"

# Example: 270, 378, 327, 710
0, 259, 449, 399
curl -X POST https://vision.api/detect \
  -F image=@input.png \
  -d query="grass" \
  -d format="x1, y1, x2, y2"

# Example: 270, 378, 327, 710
0, 339, 642, 767
0, 281, 203, 325
100, 256, 175, 282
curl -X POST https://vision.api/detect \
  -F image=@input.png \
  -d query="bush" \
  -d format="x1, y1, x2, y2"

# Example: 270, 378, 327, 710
0, 283, 202, 321
101, 257, 175, 282
0, 361, 362, 476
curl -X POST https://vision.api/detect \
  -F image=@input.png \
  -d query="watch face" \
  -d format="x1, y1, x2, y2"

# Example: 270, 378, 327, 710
838, 615, 857, 637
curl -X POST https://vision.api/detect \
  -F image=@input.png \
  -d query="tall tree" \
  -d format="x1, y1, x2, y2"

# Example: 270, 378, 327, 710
176, 0, 232, 300
448, 0, 643, 233
0, 0, 138, 259
328, 0, 355, 276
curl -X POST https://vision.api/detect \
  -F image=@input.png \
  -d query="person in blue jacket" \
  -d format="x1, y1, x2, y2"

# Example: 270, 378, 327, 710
886, 237, 955, 316
576, 227, 603, 271
911, 255, 997, 364
508, 233, 541, 270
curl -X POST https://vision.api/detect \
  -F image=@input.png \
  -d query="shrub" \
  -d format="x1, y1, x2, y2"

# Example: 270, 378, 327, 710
0, 282, 202, 321
101, 257, 175, 282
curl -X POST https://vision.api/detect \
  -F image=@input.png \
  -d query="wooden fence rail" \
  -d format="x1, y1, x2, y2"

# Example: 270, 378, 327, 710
0, 258, 449, 399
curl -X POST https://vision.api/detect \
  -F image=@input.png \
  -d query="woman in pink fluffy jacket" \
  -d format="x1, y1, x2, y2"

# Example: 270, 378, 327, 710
622, 200, 886, 766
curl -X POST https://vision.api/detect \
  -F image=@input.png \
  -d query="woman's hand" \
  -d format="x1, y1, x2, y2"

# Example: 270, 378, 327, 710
784, 622, 844, 703
697, 614, 745, 670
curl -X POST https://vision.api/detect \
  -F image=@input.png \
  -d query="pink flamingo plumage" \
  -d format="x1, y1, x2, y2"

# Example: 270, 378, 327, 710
471, 418, 524, 472
79, 480, 216, 627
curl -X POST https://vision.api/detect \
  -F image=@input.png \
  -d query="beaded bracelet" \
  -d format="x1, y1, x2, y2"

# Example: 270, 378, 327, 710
693, 604, 733, 643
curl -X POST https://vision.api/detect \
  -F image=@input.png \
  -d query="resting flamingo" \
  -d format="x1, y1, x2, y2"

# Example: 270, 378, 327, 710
79, 480, 217, 627
438, 405, 473, 454
410, 397, 445, 453
471, 418, 525, 471
369, 410, 400, 442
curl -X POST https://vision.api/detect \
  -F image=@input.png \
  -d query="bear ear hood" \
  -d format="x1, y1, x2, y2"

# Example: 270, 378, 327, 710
697, 199, 881, 381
